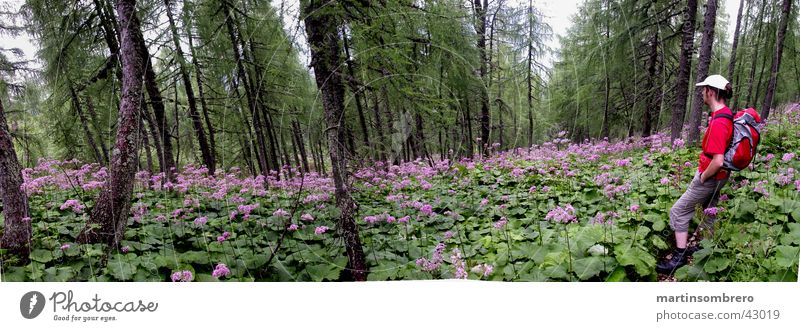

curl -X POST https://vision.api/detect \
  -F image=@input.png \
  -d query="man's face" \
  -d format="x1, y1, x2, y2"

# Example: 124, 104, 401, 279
701, 87, 711, 105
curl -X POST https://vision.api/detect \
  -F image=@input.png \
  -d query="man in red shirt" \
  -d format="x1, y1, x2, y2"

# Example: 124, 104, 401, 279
657, 75, 734, 274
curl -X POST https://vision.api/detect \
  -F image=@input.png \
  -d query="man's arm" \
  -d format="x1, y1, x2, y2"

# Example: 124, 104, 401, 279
701, 153, 724, 183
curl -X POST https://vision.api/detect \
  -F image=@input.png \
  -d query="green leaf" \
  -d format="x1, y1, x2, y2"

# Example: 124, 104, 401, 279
107, 256, 137, 281
774, 246, 800, 268
605, 266, 629, 282
306, 263, 341, 281
614, 244, 655, 277
30, 249, 53, 263
781, 223, 800, 245
44, 267, 75, 282
703, 257, 730, 273
573, 256, 604, 280
739, 199, 757, 215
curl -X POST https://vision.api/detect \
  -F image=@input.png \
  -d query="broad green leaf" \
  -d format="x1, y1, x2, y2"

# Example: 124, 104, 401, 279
614, 244, 655, 276
703, 257, 730, 273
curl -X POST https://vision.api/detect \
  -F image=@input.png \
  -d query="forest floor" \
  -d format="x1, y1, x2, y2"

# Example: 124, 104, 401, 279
1, 104, 799, 282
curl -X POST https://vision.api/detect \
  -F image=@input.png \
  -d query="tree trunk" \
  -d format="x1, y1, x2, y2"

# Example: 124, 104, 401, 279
222, 2, 268, 177
342, 27, 370, 153
731, 0, 752, 109
0, 97, 31, 263
527, 0, 535, 145
602, 0, 611, 139
371, 92, 387, 162
643, 28, 660, 137
70, 85, 104, 164
687, 0, 718, 145
302, 0, 368, 281
85, 97, 110, 164
474, 0, 490, 155
745, 0, 768, 106
292, 120, 309, 173
164, 0, 215, 174
185, 4, 216, 166
669, 0, 698, 142
727, 0, 745, 81
77, 0, 145, 247
141, 104, 164, 174
141, 109, 154, 174
761, 0, 792, 120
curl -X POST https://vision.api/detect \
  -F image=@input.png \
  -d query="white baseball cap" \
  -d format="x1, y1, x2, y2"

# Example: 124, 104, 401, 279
695, 74, 730, 90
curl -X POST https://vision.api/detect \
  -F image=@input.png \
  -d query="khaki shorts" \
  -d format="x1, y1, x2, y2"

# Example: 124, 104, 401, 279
669, 171, 728, 233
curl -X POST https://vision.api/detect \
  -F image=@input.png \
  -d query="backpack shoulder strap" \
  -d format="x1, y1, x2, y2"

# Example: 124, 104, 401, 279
713, 113, 734, 121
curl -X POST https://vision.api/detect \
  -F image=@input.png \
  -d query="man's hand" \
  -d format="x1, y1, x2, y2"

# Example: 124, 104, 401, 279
701, 154, 725, 183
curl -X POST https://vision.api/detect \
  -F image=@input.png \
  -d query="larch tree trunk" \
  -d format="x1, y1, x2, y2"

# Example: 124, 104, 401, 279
727, 0, 745, 81
687, 0, 718, 145
474, 0, 490, 155
302, 0, 368, 281
669, 0, 698, 142
0, 96, 31, 263
185, 4, 216, 165
761, 0, 792, 120
70, 85, 104, 164
222, 1, 269, 177
526, 0, 535, 146
643, 28, 660, 137
77, 0, 145, 247
745, 0, 768, 107
731, 0, 752, 110
164, 0, 215, 174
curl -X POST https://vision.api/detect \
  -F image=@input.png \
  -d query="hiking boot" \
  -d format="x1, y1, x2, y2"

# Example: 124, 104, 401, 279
686, 243, 703, 255
656, 249, 689, 274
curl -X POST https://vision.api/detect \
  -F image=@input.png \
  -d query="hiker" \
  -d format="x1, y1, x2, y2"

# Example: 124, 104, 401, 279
656, 74, 734, 274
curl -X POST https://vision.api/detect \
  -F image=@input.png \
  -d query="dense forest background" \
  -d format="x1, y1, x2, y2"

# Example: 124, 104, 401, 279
0, 0, 796, 173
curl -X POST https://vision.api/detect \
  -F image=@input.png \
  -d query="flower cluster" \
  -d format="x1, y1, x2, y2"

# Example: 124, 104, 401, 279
217, 231, 231, 242
212, 263, 230, 278
314, 226, 329, 235
753, 180, 770, 197
416, 242, 446, 272
171, 270, 193, 282
545, 204, 577, 223
703, 207, 725, 216
450, 248, 467, 279
590, 211, 619, 225
194, 216, 208, 226
471, 263, 494, 277
493, 216, 508, 229
60, 199, 85, 213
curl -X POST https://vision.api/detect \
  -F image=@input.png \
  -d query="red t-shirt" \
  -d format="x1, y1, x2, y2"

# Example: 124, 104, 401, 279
698, 106, 733, 180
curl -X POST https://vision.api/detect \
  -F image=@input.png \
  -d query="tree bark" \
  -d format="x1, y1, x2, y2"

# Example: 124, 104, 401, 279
77, 0, 145, 247
342, 27, 370, 153
527, 0, 535, 145
669, 0, 698, 142
727, 0, 745, 81
222, 1, 268, 177
70, 85, 104, 164
643, 28, 660, 137
302, 0, 368, 281
731, 0, 752, 110
0, 96, 31, 263
85, 97, 110, 163
761, 0, 792, 120
745, 0, 768, 106
687, 0, 718, 145
164, 0, 215, 174
474, 0, 490, 155
185, 4, 216, 166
